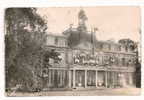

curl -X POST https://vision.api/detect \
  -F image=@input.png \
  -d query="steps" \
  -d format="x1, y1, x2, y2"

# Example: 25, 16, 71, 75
72, 86, 107, 91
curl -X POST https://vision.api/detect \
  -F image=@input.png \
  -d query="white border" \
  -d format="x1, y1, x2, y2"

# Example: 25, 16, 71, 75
0, 0, 144, 100
0, 0, 144, 7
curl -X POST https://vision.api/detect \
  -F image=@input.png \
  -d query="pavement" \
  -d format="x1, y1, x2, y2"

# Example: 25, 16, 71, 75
6, 88, 141, 96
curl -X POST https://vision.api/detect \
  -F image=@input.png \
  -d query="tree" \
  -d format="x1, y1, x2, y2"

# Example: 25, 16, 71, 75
5, 8, 48, 91
118, 38, 137, 51
43, 49, 62, 68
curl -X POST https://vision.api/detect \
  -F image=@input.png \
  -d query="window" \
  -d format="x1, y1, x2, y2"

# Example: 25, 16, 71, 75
65, 40, 67, 46
122, 58, 126, 66
128, 59, 132, 66
125, 46, 128, 52
100, 44, 103, 50
55, 37, 58, 45
109, 44, 111, 51
119, 46, 121, 51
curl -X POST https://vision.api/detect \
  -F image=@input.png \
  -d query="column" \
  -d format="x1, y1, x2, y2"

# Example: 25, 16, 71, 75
95, 70, 98, 87
73, 70, 76, 88
113, 72, 115, 88
59, 71, 62, 87
129, 72, 133, 85
62, 70, 64, 87
48, 69, 51, 87
85, 70, 87, 88
68, 70, 71, 88
51, 69, 54, 87
57, 70, 59, 87
105, 71, 108, 88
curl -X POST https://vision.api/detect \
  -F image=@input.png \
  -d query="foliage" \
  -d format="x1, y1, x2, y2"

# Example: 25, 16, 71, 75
43, 49, 62, 67
118, 38, 137, 51
5, 8, 50, 91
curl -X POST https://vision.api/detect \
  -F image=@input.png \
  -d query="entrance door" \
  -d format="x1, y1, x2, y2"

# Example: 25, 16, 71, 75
87, 70, 96, 86
76, 70, 85, 87
121, 73, 127, 87
97, 71, 105, 87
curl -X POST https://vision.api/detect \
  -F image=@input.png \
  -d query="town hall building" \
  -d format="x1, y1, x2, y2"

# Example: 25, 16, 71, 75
41, 9, 137, 90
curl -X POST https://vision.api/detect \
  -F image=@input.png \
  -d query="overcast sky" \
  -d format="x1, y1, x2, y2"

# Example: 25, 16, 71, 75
37, 6, 140, 42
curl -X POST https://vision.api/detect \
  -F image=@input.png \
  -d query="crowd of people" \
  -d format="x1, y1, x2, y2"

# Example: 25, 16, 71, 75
73, 53, 136, 66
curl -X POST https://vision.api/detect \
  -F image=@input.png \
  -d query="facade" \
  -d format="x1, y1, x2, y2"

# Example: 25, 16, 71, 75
41, 10, 137, 90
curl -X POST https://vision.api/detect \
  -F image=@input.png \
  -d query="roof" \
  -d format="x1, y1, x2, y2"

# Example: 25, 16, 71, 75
46, 33, 67, 39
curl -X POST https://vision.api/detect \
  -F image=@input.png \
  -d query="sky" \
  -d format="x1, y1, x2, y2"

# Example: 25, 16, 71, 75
37, 6, 141, 42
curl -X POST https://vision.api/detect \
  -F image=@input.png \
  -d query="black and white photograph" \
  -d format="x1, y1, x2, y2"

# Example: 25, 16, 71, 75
4, 7, 141, 96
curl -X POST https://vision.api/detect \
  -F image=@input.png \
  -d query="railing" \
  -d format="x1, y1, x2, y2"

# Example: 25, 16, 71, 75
73, 58, 136, 67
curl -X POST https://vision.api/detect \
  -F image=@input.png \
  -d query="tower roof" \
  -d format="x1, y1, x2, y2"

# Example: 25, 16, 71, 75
78, 9, 88, 21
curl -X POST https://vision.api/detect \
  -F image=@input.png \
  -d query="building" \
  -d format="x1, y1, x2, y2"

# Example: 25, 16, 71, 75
41, 9, 137, 90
